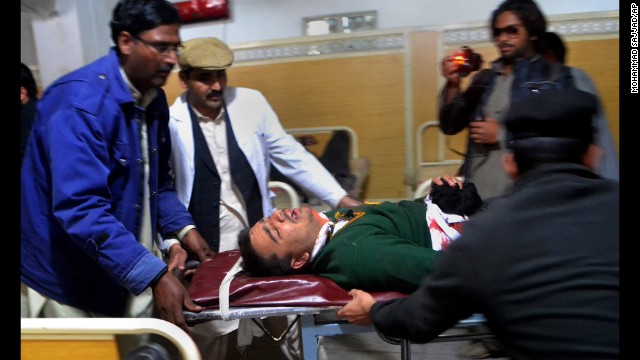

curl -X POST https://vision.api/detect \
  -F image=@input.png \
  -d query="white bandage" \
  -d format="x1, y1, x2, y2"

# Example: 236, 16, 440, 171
425, 196, 467, 251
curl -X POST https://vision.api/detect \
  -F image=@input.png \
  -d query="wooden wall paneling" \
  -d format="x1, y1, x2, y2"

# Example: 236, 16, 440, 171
164, 71, 184, 105
409, 31, 464, 186
410, 31, 440, 124
410, 31, 437, 186
564, 38, 619, 157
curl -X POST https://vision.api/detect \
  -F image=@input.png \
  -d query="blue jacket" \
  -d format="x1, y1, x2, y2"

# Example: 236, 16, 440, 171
21, 48, 194, 316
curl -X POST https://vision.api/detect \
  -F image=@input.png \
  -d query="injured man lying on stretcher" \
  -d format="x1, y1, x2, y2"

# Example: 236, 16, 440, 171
183, 178, 484, 359
237, 176, 483, 294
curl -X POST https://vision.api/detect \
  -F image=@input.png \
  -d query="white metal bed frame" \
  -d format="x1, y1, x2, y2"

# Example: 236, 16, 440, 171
21, 317, 202, 360
285, 125, 359, 161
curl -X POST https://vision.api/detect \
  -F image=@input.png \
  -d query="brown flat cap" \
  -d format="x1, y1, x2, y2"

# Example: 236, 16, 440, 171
178, 37, 234, 71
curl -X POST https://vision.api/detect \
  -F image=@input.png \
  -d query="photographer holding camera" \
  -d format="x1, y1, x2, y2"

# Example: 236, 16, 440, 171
438, 0, 574, 201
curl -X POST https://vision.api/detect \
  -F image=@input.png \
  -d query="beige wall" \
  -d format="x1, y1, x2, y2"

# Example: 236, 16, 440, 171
567, 38, 619, 156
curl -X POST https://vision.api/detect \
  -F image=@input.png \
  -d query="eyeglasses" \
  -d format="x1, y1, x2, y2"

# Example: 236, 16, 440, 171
492, 24, 524, 39
133, 34, 184, 57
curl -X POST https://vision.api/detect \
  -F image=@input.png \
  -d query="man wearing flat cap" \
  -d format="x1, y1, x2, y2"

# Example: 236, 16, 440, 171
162, 36, 360, 359
338, 88, 619, 359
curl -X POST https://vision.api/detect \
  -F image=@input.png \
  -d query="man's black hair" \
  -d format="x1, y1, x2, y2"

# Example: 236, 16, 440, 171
509, 138, 588, 173
238, 228, 301, 277
109, 0, 181, 45
490, 0, 547, 51
539, 31, 567, 64
20, 63, 38, 100
429, 181, 484, 216
505, 88, 597, 173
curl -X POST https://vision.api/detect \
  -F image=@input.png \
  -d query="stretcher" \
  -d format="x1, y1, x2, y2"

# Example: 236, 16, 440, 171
183, 250, 492, 360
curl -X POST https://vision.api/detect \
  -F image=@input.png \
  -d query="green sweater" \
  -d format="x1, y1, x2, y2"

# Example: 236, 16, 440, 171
311, 200, 439, 293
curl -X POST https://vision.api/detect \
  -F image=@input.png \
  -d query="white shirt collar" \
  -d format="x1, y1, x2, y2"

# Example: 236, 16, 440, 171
192, 105, 225, 123
310, 213, 332, 260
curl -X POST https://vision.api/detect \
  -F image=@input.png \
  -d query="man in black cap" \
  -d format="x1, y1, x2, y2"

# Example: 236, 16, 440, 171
337, 88, 619, 359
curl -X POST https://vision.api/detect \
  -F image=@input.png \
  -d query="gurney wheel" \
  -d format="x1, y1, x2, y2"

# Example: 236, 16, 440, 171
376, 330, 402, 345
377, 331, 412, 360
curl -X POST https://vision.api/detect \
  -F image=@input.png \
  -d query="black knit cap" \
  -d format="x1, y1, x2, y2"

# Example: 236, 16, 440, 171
505, 88, 598, 149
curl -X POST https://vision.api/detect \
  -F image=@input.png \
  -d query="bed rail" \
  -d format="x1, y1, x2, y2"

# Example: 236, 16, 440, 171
285, 125, 359, 160
21, 317, 201, 360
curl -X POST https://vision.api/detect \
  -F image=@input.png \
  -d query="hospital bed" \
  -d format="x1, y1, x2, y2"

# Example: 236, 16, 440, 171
270, 125, 369, 210
183, 250, 492, 360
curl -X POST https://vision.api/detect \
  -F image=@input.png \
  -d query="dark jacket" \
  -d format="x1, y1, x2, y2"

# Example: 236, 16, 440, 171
371, 164, 619, 359
439, 55, 574, 199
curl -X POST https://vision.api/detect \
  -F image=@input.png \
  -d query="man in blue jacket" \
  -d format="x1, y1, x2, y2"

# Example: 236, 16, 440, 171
20, 0, 214, 353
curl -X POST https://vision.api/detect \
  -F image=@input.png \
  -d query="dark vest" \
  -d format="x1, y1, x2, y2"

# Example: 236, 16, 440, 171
187, 104, 262, 251
458, 56, 575, 177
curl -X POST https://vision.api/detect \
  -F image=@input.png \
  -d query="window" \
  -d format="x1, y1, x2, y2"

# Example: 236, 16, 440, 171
304, 11, 377, 36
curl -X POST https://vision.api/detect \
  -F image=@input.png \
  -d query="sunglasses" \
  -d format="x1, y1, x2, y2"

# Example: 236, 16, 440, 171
492, 24, 524, 39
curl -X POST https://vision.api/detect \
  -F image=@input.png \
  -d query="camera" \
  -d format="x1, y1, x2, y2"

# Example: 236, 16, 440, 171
451, 46, 483, 77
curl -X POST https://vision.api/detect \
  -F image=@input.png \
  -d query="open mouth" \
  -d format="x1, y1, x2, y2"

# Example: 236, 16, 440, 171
285, 208, 300, 221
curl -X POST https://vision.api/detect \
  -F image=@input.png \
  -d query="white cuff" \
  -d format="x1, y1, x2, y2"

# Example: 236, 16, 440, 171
158, 238, 180, 253
177, 225, 196, 241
